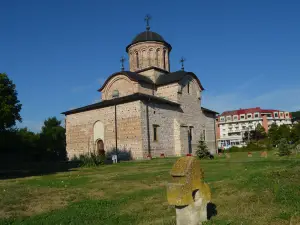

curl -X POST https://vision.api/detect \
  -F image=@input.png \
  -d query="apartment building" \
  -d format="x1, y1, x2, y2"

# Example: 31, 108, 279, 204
216, 107, 292, 148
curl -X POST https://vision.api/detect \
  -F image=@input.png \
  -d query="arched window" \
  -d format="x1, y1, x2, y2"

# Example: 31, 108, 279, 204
156, 49, 160, 66
136, 52, 139, 68
112, 90, 119, 98
163, 49, 166, 70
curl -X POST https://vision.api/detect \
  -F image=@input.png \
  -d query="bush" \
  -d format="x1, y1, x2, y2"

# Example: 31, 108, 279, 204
227, 141, 270, 153
71, 152, 105, 167
196, 134, 212, 159
226, 146, 241, 152
278, 138, 291, 156
105, 147, 133, 162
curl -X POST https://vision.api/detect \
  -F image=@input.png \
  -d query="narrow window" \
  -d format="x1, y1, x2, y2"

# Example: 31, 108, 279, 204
153, 125, 159, 141
136, 52, 139, 68
156, 49, 159, 66
203, 130, 206, 141
187, 82, 190, 94
163, 49, 166, 70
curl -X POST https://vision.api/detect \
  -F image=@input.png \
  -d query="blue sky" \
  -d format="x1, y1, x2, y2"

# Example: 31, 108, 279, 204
1, 0, 300, 132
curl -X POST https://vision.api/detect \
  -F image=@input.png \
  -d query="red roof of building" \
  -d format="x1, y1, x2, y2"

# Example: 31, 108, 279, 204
219, 107, 282, 117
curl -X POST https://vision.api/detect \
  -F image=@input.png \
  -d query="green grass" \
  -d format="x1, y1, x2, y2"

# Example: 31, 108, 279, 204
0, 151, 300, 225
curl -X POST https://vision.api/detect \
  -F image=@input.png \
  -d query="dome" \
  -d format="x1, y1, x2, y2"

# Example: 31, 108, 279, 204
126, 30, 172, 52
132, 31, 165, 43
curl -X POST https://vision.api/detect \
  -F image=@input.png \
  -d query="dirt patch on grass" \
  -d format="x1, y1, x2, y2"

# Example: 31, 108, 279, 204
0, 187, 84, 219
86, 189, 105, 199
23, 189, 67, 216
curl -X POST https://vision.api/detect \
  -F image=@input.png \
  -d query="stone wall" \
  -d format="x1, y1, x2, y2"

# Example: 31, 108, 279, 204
176, 76, 217, 155
139, 68, 167, 83
202, 111, 217, 154
156, 83, 179, 103
65, 101, 144, 160
128, 42, 171, 72
138, 82, 154, 96
140, 101, 180, 158
101, 75, 138, 100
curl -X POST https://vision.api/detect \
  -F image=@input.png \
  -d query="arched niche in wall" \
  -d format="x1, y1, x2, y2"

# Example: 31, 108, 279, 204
93, 121, 104, 145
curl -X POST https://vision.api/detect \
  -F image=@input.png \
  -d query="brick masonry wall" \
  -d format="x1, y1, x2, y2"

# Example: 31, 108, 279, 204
156, 83, 179, 103
101, 75, 138, 100
139, 68, 167, 83
128, 42, 170, 72
176, 76, 217, 155
140, 101, 179, 158
65, 101, 144, 160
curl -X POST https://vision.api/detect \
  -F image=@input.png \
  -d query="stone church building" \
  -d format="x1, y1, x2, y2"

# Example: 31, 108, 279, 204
62, 20, 218, 160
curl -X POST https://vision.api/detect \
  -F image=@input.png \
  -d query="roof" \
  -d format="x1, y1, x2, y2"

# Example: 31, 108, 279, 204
156, 70, 205, 90
61, 93, 180, 115
201, 107, 219, 115
126, 30, 172, 52
98, 71, 154, 92
219, 107, 288, 117
98, 70, 204, 92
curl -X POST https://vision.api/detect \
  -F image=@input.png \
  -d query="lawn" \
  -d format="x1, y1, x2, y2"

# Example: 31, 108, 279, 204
0, 152, 300, 225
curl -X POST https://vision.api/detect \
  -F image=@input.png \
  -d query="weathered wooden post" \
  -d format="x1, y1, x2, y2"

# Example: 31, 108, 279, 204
166, 156, 211, 225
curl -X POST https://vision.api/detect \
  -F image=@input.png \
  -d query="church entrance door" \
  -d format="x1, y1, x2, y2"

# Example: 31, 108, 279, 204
96, 139, 104, 155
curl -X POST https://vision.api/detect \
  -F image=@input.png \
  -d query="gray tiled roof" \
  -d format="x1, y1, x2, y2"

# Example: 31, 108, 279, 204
61, 93, 180, 115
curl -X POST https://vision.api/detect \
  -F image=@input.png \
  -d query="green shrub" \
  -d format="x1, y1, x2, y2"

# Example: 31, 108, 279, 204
278, 138, 291, 156
71, 152, 105, 167
227, 141, 270, 153
105, 147, 133, 162
226, 146, 241, 152
196, 134, 211, 159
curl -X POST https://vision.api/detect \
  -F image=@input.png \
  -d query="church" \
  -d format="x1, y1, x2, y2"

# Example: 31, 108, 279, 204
62, 16, 218, 160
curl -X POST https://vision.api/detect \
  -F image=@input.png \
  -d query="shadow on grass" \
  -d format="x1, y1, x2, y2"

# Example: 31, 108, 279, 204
0, 161, 80, 180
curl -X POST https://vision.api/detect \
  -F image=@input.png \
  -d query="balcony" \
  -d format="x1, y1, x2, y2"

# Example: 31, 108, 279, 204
228, 130, 241, 134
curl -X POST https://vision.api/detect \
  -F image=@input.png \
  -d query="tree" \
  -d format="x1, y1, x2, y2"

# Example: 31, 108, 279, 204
291, 123, 300, 144
17, 127, 40, 160
278, 138, 291, 156
0, 73, 22, 131
196, 134, 211, 159
268, 123, 280, 146
277, 124, 291, 141
39, 117, 66, 161
291, 111, 300, 123
242, 124, 267, 143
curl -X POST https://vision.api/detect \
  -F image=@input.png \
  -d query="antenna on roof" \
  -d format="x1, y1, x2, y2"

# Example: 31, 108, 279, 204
144, 14, 151, 31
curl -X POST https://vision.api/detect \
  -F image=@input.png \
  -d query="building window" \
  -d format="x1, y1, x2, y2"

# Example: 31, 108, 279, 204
136, 52, 139, 68
112, 90, 119, 98
247, 114, 252, 119
280, 112, 284, 117
240, 115, 245, 119
189, 127, 193, 141
187, 82, 190, 94
285, 112, 289, 117
153, 125, 159, 141
226, 116, 232, 121
202, 130, 206, 141
163, 49, 166, 70
220, 117, 225, 122
233, 115, 238, 121
254, 113, 259, 118
274, 112, 278, 117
